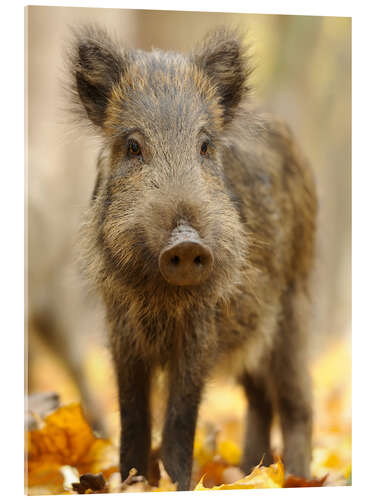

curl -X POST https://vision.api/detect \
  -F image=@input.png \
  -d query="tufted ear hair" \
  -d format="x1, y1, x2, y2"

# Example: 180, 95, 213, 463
68, 25, 126, 128
192, 27, 253, 124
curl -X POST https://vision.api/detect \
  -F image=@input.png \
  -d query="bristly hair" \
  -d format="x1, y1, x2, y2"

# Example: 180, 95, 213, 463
191, 26, 254, 124
64, 24, 254, 134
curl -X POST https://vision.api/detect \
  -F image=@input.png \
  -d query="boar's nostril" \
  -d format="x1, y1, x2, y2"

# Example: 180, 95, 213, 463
170, 255, 180, 266
159, 239, 213, 287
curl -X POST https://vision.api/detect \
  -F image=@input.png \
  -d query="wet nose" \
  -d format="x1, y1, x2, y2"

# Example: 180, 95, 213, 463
159, 226, 213, 286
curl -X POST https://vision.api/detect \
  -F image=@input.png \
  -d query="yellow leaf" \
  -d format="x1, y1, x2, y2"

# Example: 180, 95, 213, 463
195, 459, 284, 490
193, 428, 215, 467
151, 461, 177, 492
198, 460, 227, 488
218, 439, 241, 465
27, 403, 114, 490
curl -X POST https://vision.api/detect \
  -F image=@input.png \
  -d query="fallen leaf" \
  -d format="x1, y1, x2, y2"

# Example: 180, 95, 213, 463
195, 458, 284, 490
27, 403, 115, 490
198, 459, 227, 488
284, 474, 327, 488
101, 465, 119, 481
26, 465, 64, 490
218, 439, 241, 465
151, 460, 177, 492
193, 425, 216, 467
72, 472, 106, 494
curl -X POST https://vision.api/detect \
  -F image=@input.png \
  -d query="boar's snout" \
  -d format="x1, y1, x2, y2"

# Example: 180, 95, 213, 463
158, 223, 213, 286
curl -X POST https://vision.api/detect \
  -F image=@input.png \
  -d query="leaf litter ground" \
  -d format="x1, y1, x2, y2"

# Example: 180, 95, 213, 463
26, 337, 351, 494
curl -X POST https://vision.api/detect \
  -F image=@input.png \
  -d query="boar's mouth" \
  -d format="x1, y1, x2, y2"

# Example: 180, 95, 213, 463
158, 222, 214, 287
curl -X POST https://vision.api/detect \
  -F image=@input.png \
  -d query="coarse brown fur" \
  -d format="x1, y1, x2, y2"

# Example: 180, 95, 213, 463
68, 25, 317, 490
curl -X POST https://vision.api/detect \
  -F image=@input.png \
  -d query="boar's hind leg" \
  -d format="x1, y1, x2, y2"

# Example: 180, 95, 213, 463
116, 358, 151, 481
271, 285, 312, 478
240, 372, 273, 473
161, 363, 205, 491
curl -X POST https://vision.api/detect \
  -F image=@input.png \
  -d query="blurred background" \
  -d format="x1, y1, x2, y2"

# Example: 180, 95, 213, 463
26, 5, 351, 479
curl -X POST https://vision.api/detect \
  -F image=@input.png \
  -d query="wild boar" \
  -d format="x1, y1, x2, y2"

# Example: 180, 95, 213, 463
68, 25, 317, 490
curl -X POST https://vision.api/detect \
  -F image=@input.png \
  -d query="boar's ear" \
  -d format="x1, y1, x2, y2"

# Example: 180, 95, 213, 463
192, 27, 253, 123
69, 26, 125, 128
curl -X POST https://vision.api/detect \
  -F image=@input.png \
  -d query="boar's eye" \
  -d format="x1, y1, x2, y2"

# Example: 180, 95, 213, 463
200, 141, 209, 156
127, 139, 142, 158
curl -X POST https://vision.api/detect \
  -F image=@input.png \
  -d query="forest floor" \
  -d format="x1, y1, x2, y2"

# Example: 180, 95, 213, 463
26, 335, 351, 494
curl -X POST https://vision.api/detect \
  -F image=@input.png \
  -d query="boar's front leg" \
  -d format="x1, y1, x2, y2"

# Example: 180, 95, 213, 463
115, 356, 151, 481
161, 371, 203, 490
161, 343, 209, 491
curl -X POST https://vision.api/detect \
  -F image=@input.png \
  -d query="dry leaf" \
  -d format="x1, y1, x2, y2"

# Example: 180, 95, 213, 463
27, 403, 115, 490
195, 458, 284, 490
72, 472, 106, 494
198, 459, 227, 488
284, 474, 327, 488
26, 339, 351, 494
151, 460, 177, 492
218, 439, 241, 465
